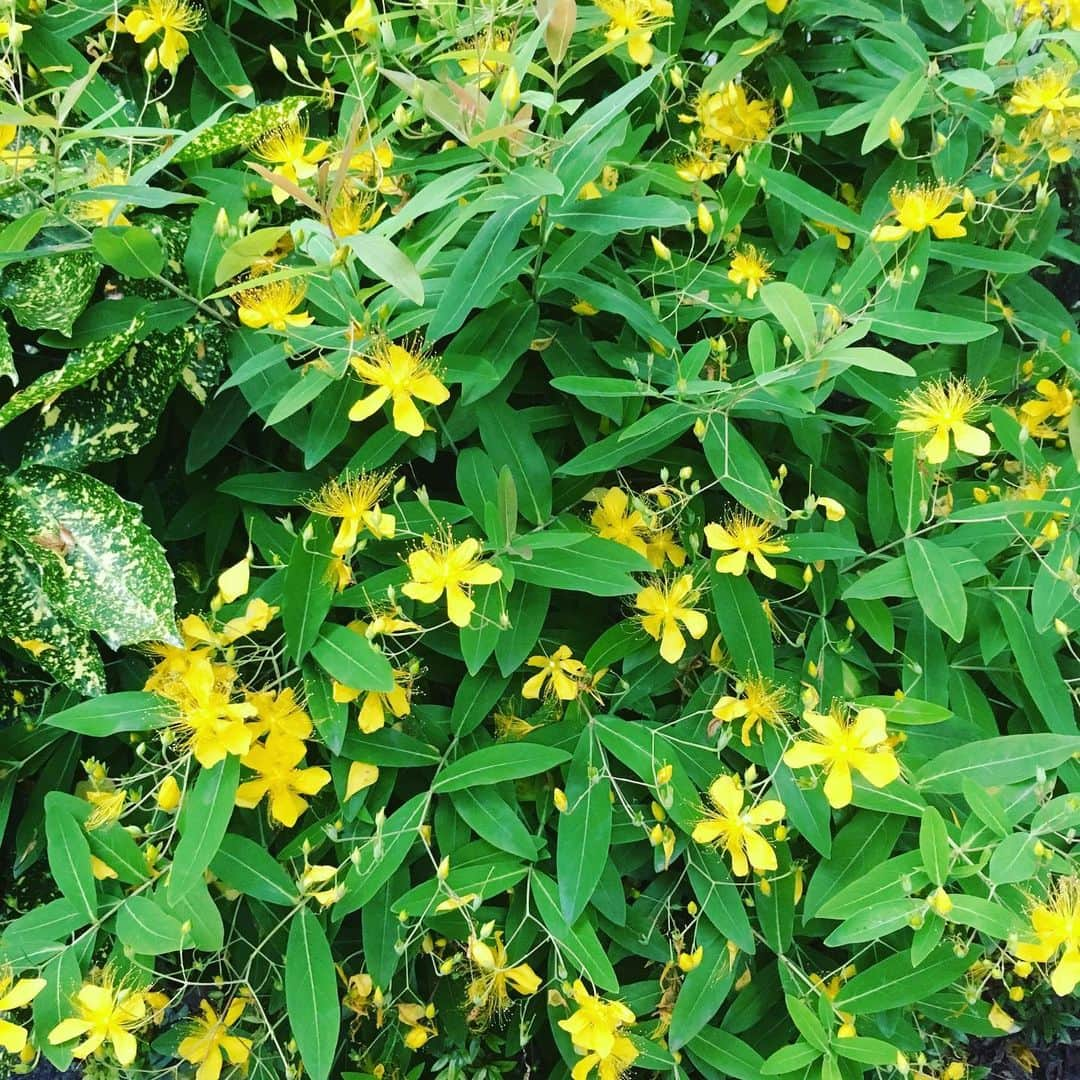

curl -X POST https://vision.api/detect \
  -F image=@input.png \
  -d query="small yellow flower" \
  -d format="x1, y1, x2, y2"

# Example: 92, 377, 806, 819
684, 82, 774, 152
334, 667, 413, 734
522, 645, 587, 701
402, 533, 502, 628
726, 244, 772, 299
0, 969, 46, 1055
591, 488, 650, 558
1020, 378, 1073, 434
594, 0, 673, 67
397, 1002, 437, 1049
219, 598, 279, 642
235, 734, 331, 827
343, 0, 378, 40
691, 773, 786, 876
557, 980, 639, 1080
896, 377, 990, 464
466, 933, 541, 1024
1009, 66, 1080, 116
304, 470, 396, 555
710, 676, 790, 746
48, 975, 152, 1066
252, 118, 329, 204
1014, 876, 1080, 995
173, 658, 257, 768
871, 182, 967, 243
678, 947, 704, 972
705, 513, 789, 579
245, 686, 313, 743
235, 279, 314, 331
329, 185, 384, 238
458, 30, 513, 87
177, 998, 252, 1080
674, 142, 728, 183
635, 574, 708, 663
120, 0, 203, 73
783, 704, 901, 808
349, 337, 450, 438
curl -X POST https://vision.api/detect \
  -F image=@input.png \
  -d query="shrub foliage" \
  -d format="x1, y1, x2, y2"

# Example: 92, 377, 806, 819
0, 0, 1078, 1077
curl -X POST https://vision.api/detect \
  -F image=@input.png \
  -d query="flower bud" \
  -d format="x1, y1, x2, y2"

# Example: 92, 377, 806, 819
781, 83, 794, 109
651, 235, 672, 261
270, 44, 288, 73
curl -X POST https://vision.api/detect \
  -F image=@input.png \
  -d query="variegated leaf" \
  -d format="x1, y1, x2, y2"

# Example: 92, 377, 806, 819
0, 249, 99, 334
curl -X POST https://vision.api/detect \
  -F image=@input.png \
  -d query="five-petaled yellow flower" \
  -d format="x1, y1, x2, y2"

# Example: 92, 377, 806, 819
711, 675, 790, 746
871, 182, 967, 242
48, 976, 151, 1066
706, 513, 789, 579
691, 773, 786, 877
334, 667, 414, 733
897, 377, 990, 464
1009, 66, 1080, 117
1014, 876, 1080, 996
245, 686, 313, 743
727, 244, 773, 299
349, 338, 450, 438
235, 279, 314, 331
402, 534, 502, 627
177, 998, 252, 1080
591, 488, 650, 558
557, 979, 639, 1080
522, 645, 587, 700
174, 658, 257, 768
0, 969, 45, 1055
304, 470, 397, 555
465, 933, 541, 1024
235, 733, 331, 827
783, 704, 901, 809
594, 0, 673, 67
635, 574, 708, 663
1020, 378, 1073, 435
252, 119, 329, 204
121, 0, 203, 73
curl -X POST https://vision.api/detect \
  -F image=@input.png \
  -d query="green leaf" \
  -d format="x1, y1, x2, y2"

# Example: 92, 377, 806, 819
686, 1027, 765, 1080
44, 691, 169, 736
432, 742, 571, 793
930, 241, 1045, 274
761, 1041, 821, 1074
710, 569, 774, 677
284, 518, 336, 663
688, 847, 755, 953
176, 96, 313, 161
531, 870, 619, 991
91, 226, 165, 279
168, 755, 239, 905
702, 416, 786, 523
556, 403, 691, 477
116, 895, 189, 954
495, 581, 550, 676
761, 169, 865, 235
834, 1037, 901, 1066
833, 944, 979, 1014
557, 733, 612, 922
916, 734, 1080, 793
188, 19, 250, 97
211, 833, 298, 905
0, 249, 98, 335
759, 282, 817, 357
450, 668, 510, 737
44, 795, 96, 921
33, 948, 82, 1071
668, 920, 736, 1049
509, 534, 650, 595
346, 233, 424, 305
478, 404, 551, 524
311, 623, 395, 692
905, 538, 966, 642
861, 70, 926, 153
988, 832, 1039, 885
870, 310, 996, 345
450, 787, 538, 859
918, 806, 950, 886
892, 432, 929, 535
286, 908, 341, 1080
548, 194, 689, 232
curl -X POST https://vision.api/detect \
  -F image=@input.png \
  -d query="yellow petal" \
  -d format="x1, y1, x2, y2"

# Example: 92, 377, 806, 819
346, 761, 379, 799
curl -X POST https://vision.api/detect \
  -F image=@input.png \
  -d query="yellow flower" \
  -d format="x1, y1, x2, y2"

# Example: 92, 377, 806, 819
594, 0, 673, 66
173, 658, 257, 768
783, 704, 901, 808
348, 337, 450, 438
402, 533, 502, 627
177, 999, 252, 1080
711, 676, 790, 746
558, 980, 639, 1080
1014, 876, 1080, 995
810, 220, 852, 250
1009, 66, 1080, 116
685, 82, 774, 151
458, 31, 513, 86
343, 0, 378, 40
48, 976, 151, 1066
0, 125, 35, 174
522, 645, 587, 700
705, 513, 789, 579
121, 0, 202, 73
466, 933, 541, 1023
591, 488, 650, 558
871, 182, 967, 243
329, 185, 384, 238
572, 298, 599, 315
691, 774, 785, 876
246, 686, 313, 743
332, 134, 399, 195
235, 734, 331, 827
635, 574, 708, 663
334, 667, 413, 733
398, 1002, 437, 1049
85, 789, 126, 830
0, 969, 46, 1055
645, 528, 686, 569
1020, 378, 1073, 433
252, 119, 329, 204
726, 244, 772, 299
304, 470, 396, 555
674, 142, 728, 183
896, 378, 990, 464
219, 597, 279, 642
343, 972, 382, 1021
235, 279, 314, 331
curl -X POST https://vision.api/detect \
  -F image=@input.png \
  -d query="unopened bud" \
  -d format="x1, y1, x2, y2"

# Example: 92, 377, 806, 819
270, 44, 288, 73
781, 83, 794, 109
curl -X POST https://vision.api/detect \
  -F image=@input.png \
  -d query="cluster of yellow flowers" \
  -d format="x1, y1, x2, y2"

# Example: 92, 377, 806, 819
558, 979, 640, 1080
1004, 64, 1080, 168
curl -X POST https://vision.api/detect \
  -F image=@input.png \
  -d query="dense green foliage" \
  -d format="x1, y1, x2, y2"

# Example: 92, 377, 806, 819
0, 0, 1079, 1078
